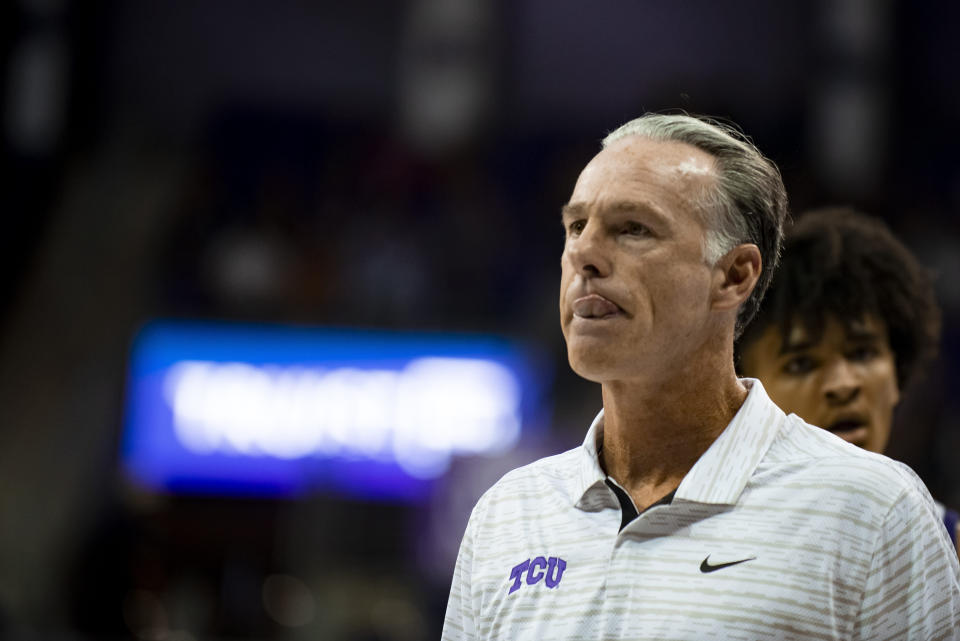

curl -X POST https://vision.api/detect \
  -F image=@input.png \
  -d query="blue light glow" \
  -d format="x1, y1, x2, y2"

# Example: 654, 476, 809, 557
121, 320, 542, 500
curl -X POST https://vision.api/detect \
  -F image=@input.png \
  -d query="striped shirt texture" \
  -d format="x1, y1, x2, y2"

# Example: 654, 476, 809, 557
442, 379, 960, 640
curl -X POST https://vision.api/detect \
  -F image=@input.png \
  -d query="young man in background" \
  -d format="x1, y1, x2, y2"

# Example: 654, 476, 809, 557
737, 207, 959, 550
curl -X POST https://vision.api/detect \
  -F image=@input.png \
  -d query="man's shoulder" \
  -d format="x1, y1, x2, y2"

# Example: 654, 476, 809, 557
486, 445, 582, 493
765, 414, 934, 509
473, 446, 582, 513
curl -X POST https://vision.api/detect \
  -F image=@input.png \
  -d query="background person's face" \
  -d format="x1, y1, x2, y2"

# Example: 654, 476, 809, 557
739, 314, 900, 452
559, 136, 717, 383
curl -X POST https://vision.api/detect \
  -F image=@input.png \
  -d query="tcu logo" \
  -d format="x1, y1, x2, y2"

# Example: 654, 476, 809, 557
508, 556, 567, 594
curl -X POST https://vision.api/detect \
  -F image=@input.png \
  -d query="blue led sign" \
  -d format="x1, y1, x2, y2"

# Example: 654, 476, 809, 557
121, 320, 543, 500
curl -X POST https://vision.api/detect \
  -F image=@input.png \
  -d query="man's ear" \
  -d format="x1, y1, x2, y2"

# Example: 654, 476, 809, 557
711, 243, 761, 311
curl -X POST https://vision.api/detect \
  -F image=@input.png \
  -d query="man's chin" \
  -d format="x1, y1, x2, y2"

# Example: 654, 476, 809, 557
569, 366, 606, 384
568, 350, 628, 383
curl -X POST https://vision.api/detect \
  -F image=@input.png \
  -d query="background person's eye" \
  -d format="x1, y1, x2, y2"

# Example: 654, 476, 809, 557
782, 355, 816, 375
847, 346, 879, 362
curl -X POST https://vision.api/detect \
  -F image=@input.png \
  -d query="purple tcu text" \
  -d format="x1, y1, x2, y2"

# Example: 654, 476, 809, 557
508, 556, 566, 594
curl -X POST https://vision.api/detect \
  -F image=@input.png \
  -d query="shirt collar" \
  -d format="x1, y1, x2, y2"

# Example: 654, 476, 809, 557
571, 378, 785, 508
572, 410, 611, 510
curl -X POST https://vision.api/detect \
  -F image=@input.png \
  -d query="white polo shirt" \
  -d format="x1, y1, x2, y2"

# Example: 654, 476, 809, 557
442, 380, 960, 640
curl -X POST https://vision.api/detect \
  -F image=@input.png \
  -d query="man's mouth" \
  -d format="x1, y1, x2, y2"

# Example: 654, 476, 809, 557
572, 294, 623, 319
826, 419, 869, 445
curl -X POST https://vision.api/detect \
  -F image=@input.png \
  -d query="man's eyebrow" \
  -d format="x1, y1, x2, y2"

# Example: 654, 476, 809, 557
608, 201, 651, 213
560, 203, 586, 220
560, 201, 653, 219
778, 338, 815, 355
777, 326, 882, 355
845, 328, 882, 342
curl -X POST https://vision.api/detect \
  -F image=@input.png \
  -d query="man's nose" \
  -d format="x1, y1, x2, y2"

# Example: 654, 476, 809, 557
822, 359, 861, 405
565, 222, 611, 278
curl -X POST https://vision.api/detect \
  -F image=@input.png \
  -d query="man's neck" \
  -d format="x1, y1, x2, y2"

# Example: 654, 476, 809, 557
597, 348, 748, 510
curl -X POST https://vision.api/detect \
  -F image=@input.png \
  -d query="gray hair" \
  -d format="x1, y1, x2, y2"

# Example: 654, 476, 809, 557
601, 113, 788, 336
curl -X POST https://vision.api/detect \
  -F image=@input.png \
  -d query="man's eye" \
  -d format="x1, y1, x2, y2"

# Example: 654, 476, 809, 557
623, 221, 649, 236
848, 346, 878, 362
567, 220, 586, 236
782, 356, 816, 375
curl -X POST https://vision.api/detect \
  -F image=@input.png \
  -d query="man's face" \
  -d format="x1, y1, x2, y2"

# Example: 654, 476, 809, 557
559, 136, 719, 383
739, 315, 900, 452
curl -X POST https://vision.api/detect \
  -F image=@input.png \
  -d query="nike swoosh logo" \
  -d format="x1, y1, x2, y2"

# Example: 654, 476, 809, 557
700, 555, 756, 573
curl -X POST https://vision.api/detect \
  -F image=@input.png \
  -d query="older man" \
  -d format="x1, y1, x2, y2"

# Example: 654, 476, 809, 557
441, 114, 960, 640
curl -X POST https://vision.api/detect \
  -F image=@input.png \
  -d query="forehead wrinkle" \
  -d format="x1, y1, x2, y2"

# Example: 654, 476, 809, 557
615, 137, 718, 191
563, 197, 670, 227
571, 137, 720, 229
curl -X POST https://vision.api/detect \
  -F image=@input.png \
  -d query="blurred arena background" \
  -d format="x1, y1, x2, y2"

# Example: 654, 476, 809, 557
2, 1, 959, 639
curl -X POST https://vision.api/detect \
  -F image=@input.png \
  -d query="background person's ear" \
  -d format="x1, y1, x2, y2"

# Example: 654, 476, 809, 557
711, 243, 761, 311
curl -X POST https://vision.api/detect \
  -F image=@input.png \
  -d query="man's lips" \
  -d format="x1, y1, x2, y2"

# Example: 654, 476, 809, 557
572, 294, 623, 319
826, 418, 869, 445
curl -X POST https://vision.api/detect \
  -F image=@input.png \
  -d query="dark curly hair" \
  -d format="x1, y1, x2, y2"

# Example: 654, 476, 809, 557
736, 207, 941, 389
